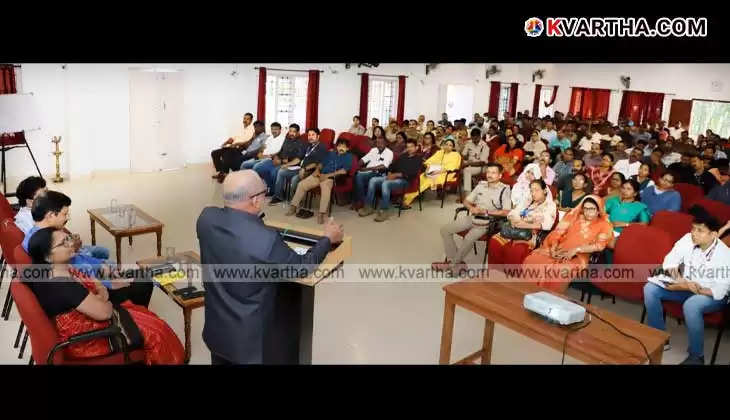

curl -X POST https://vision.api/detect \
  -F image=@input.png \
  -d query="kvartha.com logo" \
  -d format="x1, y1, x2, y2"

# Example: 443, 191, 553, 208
524, 17, 707, 38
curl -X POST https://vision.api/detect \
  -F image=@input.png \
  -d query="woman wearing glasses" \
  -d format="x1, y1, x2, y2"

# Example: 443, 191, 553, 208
403, 138, 461, 206
521, 195, 614, 293
26, 227, 185, 364
488, 179, 557, 271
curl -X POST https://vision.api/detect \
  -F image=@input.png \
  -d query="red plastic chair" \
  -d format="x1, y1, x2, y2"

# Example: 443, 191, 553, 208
674, 183, 704, 212
650, 210, 694, 244
10, 272, 145, 365
661, 301, 730, 365
1, 218, 25, 321
591, 225, 675, 321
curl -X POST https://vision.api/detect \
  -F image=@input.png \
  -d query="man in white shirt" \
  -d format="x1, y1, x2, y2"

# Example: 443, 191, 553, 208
601, 126, 622, 147
661, 143, 682, 167
578, 127, 602, 152
669, 121, 684, 140
241, 122, 286, 170
13, 176, 48, 234
353, 136, 394, 208
613, 148, 643, 178
539, 121, 557, 144
211, 113, 255, 178
643, 205, 730, 365
348, 115, 366, 135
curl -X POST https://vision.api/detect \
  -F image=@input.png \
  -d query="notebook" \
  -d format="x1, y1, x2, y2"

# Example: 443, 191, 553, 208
154, 270, 187, 287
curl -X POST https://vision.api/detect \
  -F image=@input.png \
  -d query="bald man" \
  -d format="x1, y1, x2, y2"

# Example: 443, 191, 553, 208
196, 170, 344, 364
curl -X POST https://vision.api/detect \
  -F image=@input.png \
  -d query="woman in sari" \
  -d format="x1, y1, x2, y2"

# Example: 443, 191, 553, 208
403, 138, 461, 206
494, 135, 525, 183
488, 179, 557, 271
587, 152, 616, 196
520, 195, 614, 293
604, 172, 625, 200
26, 227, 185, 365
511, 163, 544, 208
605, 178, 651, 243
630, 163, 655, 193
559, 173, 589, 210
419, 132, 439, 160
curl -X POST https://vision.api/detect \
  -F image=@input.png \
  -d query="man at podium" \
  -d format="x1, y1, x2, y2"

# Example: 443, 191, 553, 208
196, 170, 344, 365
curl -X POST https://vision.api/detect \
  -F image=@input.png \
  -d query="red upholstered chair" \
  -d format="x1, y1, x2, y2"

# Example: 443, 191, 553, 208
590, 225, 675, 321
1, 218, 25, 321
386, 171, 423, 217
661, 302, 730, 365
10, 272, 145, 365
320, 129, 335, 149
0, 192, 16, 220
650, 210, 694, 244
689, 198, 730, 224
674, 183, 704, 212
351, 135, 372, 157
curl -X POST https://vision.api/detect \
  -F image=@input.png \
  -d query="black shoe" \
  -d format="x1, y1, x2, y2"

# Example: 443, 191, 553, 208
679, 355, 705, 365
269, 197, 283, 206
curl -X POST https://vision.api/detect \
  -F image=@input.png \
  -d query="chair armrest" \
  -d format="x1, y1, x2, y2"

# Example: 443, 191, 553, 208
47, 325, 130, 365
454, 206, 470, 220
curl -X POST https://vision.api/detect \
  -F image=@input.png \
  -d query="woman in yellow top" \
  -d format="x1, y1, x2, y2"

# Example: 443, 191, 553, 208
403, 138, 462, 206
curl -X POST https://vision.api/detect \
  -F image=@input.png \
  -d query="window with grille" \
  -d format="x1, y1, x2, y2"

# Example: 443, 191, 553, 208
538, 86, 555, 119
265, 73, 308, 130
689, 100, 730, 138
497, 84, 511, 118
367, 78, 398, 127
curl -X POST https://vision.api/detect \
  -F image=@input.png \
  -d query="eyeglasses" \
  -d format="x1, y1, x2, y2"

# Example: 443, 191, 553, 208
52, 234, 75, 249
582, 206, 599, 212
250, 189, 268, 200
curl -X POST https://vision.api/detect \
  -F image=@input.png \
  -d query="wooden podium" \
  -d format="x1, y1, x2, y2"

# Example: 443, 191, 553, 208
265, 220, 352, 364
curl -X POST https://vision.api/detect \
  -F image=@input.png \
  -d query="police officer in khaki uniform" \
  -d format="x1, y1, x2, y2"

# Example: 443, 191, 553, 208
459, 128, 491, 202
434, 162, 512, 272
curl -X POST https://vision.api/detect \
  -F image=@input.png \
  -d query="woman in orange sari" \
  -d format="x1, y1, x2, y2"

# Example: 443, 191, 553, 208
520, 195, 613, 293
27, 227, 185, 365
493, 134, 524, 184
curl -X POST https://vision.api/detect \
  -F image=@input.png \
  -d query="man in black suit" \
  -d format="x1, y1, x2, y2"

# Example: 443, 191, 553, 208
196, 170, 344, 364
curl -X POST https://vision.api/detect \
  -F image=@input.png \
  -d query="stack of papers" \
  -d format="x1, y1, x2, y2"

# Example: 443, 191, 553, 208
647, 274, 675, 289
154, 270, 186, 287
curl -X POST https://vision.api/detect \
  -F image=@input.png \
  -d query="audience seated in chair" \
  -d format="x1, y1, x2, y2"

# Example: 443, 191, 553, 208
263, 124, 305, 205
630, 163, 655, 194
210, 113, 256, 181
524, 130, 547, 164
391, 131, 407, 156
603, 172, 625, 201
348, 115, 366, 136
402, 138, 461, 206
559, 173, 590, 210
488, 179, 557, 272
240, 122, 286, 171
587, 152, 617, 197
419, 132, 439, 160
614, 148, 643, 179
433, 163, 512, 273
364, 118, 380, 139
23, 191, 153, 308
287, 138, 353, 224
493, 135, 524, 184
352, 136, 394, 210
667, 152, 696, 184
643, 205, 730, 365
604, 179, 651, 259
25, 227, 184, 364
521, 195, 613, 293
276, 128, 328, 209
14, 176, 48, 234
552, 147, 575, 182
358, 139, 422, 222
641, 172, 682, 216
690, 155, 719, 194
459, 128, 490, 203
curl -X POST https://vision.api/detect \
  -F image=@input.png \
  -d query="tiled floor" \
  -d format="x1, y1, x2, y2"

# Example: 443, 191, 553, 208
1, 164, 728, 365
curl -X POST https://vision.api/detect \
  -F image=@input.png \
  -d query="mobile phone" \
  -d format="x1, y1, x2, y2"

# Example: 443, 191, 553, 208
474, 215, 490, 221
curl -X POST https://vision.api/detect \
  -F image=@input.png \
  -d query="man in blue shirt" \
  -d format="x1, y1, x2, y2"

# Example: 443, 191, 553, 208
641, 172, 682, 216
552, 148, 575, 180
287, 137, 353, 224
549, 129, 572, 153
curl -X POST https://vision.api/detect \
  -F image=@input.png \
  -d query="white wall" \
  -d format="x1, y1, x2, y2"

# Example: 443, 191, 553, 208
9, 63, 730, 185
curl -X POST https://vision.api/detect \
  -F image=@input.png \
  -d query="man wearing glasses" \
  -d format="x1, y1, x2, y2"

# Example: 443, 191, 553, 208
197, 170, 345, 364
433, 163, 512, 272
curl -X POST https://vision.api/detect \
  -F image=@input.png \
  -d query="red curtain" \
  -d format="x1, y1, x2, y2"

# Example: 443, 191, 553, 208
305, 70, 320, 129
569, 87, 611, 120
256, 67, 266, 124
619, 91, 665, 125
545, 86, 558, 108
488, 81, 501, 118
396, 75, 406, 125
359, 73, 369, 127
0, 65, 17, 94
508, 82, 518, 117
532, 84, 542, 118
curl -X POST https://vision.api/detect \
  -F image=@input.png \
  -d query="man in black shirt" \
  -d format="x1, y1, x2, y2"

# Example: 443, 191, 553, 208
667, 152, 696, 184
359, 139, 422, 222
690, 155, 718, 194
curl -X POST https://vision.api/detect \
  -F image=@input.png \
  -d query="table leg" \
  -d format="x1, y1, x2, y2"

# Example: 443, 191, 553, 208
439, 296, 456, 364
156, 230, 162, 257
115, 236, 122, 266
649, 347, 663, 365
90, 218, 96, 246
128, 236, 133, 246
481, 319, 495, 365
183, 307, 192, 364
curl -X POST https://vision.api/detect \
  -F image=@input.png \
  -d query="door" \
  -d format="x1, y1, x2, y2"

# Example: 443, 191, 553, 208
129, 69, 185, 172
445, 84, 474, 122
668, 99, 692, 129
129, 70, 161, 172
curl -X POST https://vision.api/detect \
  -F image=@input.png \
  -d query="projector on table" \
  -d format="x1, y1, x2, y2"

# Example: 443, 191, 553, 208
523, 292, 586, 325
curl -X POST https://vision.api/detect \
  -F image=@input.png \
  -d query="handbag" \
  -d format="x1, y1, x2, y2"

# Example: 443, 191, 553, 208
109, 304, 144, 353
498, 219, 533, 241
